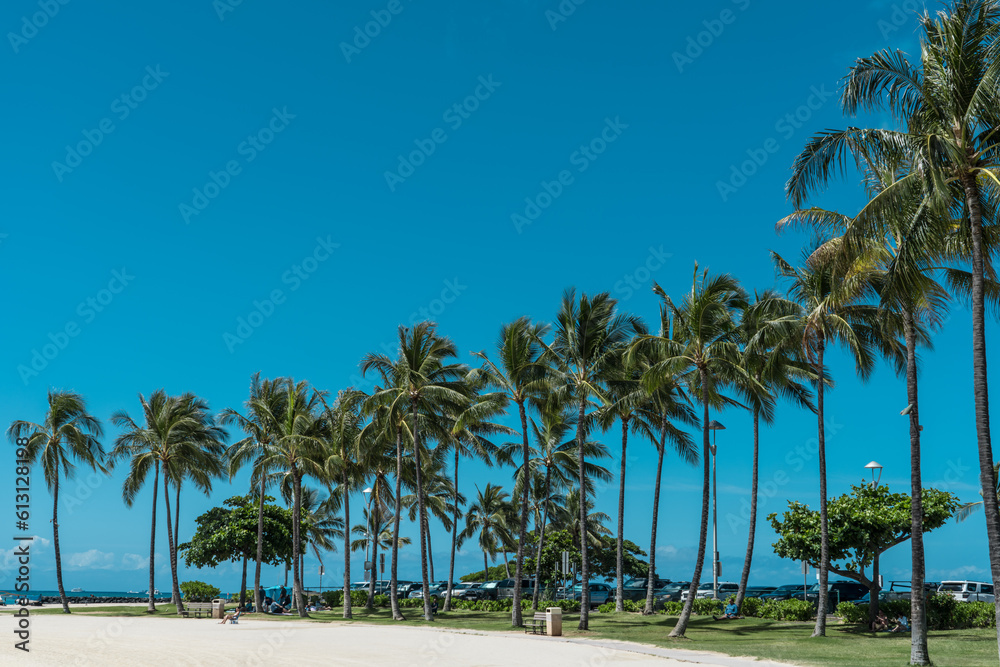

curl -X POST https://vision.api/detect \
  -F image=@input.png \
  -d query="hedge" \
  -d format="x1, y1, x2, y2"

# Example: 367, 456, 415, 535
836, 594, 997, 630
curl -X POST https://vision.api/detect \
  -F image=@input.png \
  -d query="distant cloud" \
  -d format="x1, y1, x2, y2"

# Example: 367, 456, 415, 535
121, 554, 148, 570
928, 564, 988, 580
65, 549, 115, 570
656, 545, 678, 557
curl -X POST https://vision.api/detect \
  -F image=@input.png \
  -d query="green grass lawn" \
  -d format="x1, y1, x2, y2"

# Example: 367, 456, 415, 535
20, 604, 998, 666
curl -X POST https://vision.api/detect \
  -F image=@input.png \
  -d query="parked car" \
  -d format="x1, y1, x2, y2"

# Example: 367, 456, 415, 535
451, 582, 483, 600
478, 581, 502, 600
569, 582, 612, 607
800, 581, 868, 610
654, 581, 691, 603
853, 590, 891, 606
397, 582, 422, 597
743, 586, 777, 598
494, 578, 534, 599
408, 581, 459, 599
696, 582, 739, 599
760, 584, 808, 601
938, 581, 996, 602
618, 578, 673, 602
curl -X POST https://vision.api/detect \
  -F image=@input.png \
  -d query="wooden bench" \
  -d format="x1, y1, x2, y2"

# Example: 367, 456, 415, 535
180, 602, 215, 618
525, 612, 547, 635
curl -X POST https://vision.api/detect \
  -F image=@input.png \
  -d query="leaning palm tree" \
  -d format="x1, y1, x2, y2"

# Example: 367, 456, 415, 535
629, 266, 748, 638
221, 373, 284, 615
732, 291, 815, 611
110, 390, 226, 614
769, 250, 897, 636
786, 2, 1000, 655
8, 391, 105, 614
461, 483, 514, 580
469, 317, 549, 626
543, 289, 645, 629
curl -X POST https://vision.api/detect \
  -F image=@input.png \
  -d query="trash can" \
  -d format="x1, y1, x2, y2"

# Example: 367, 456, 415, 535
212, 599, 226, 620
545, 607, 562, 636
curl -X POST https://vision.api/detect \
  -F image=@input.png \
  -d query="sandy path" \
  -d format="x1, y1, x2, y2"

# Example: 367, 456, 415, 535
2, 613, 801, 666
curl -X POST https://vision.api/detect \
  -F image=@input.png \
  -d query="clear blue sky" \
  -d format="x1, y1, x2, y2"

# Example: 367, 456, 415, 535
1, 0, 993, 594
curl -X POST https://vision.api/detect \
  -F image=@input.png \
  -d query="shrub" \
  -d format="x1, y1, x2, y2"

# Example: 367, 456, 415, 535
692, 598, 724, 616
597, 602, 615, 613
740, 596, 762, 618
836, 601, 867, 624
374, 594, 389, 608
659, 601, 683, 615
322, 590, 341, 607
180, 580, 220, 602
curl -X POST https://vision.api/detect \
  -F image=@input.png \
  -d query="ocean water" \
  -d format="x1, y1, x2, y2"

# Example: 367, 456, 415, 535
0, 589, 172, 603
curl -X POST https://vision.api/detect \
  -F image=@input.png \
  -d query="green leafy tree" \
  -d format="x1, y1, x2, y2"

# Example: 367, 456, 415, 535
769, 483, 959, 625
8, 391, 105, 614
179, 580, 220, 602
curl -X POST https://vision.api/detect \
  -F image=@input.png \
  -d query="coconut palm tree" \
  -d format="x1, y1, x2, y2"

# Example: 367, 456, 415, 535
110, 390, 226, 614
469, 317, 549, 625
221, 373, 285, 614
786, 2, 1000, 653
364, 322, 468, 621
543, 289, 645, 629
461, 483, 514, 580
8, 391, 105, 614
629, 266, 748, 638
769, 251, 895, 636
732, 292, 815, 611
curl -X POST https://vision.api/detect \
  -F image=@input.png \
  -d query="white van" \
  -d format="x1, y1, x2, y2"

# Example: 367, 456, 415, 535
938, 581, 995, 602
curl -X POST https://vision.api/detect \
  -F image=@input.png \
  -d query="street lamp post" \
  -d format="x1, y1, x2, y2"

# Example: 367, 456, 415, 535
708, 420, 726, 600
363, 487, 374, 604
864, 462, 884, 608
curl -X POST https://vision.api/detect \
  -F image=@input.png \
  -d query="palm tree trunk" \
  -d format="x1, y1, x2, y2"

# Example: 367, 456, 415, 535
445, 447, 460, 612
503, 549, 510, 578
411, 403, 433, 622
240, 556, 248, 609
962, 174, 1000, 659
735, 407, 760, 612
52, 474, 70, 614
644, 423, 667, 615
171, 480, 181, 606
148, 460, 159, 613
616, 417, 628, 612
292, 469, 307, 617
254, 469, 265, 614
162, 470, 183, 614
512, 400, 529, 626
532, 465, 553, 611
390, 430, 404, 620
427, 527, 435, 581
484, 551, 489, 581
812, 342, 829, 636
576, 394, 591, 630
903, 307, 930, 664
670, 370, 712, 637
343, 471, 352, 619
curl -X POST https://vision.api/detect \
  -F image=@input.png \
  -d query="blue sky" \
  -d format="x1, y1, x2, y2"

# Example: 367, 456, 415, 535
1, 0, 994, 595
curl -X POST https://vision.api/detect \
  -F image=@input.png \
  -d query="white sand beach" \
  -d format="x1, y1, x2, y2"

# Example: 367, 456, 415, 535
1, 612, 802, 667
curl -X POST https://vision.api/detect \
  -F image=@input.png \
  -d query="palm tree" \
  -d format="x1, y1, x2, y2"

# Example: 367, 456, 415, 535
403, 450, 462, 582
732, 292, 815, 611
8, 391, 105, 614
110, 390, 226, 614
462, 484, 514, 579
769, 251, 895, 636
469, 317, 549, 626
364, 322, 468, 621
544, 289, 645, 629
221, 373, 284, 614
630, 266, 748, 638
786, 2, 1000, 653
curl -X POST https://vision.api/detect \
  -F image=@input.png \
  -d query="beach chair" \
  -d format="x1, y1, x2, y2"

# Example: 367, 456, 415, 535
228, 610, 241, 624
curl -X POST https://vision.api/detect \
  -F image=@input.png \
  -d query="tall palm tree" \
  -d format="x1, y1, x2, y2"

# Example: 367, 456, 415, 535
544, 289, 645, 629
256, 379, 325, 617
469, 317, 549, 626
461, 483, 514, 579
221, 373, 284, 614
364, 322, 468, 621
8, 391, 105, 614
403, 450, 462, 582
110, 390, 226, 614
630, 266, 748, 638
733, 291, 815, 611
786, 2, 1000, 654
769, 251, 895, 636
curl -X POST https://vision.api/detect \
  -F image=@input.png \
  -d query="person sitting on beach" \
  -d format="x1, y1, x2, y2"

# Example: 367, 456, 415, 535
279, 593, 291, 608
218, 609, 241, 624
890, 615, 911, 633
713, 597, 741, 620
269, 601, 287, 614
873, 612, 891, 632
